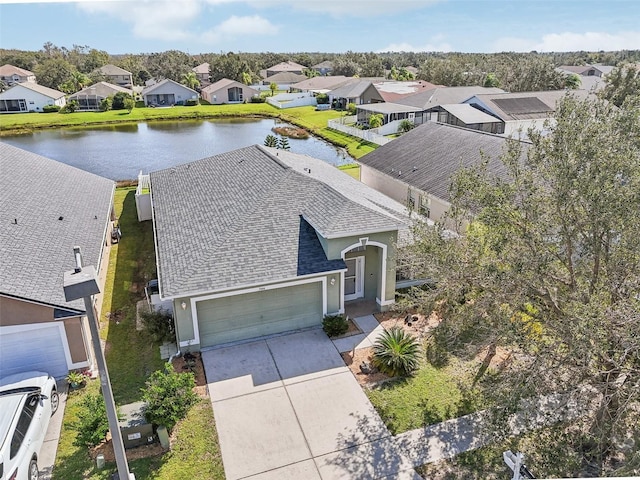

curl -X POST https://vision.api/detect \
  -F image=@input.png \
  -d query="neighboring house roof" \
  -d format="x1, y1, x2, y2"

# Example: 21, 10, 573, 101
192, 63, 210, 74
267, 61, 307, 72
357, 102, 422, 114
312, 61, 334, 70
68, 82, 132, 99
291, 76, 351, 92
466, 89, 591, 121
0, 82, 65, 100
404, 66, 419, 74
329, 80, 376, 99
559, 64, 614, 76
150, 145, 404, 297
437, 104, 503, 124
264, 72, 307, 83
396, 86, 505, 109
0, 64, 34, 77
374, 80, 438, 103
0, 143, 114, 312
141, 78, 198, 96
202, 78, 257, 94
358, 122, 529, 203
95, 64, 132, 76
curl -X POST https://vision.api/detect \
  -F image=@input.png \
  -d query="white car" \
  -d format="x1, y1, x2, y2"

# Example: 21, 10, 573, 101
0, 372, 59, 480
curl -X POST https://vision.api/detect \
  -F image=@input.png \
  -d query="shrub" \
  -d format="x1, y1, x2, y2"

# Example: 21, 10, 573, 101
42, 104, 60, 113
140, 309, 175, 343
112, 91, 132, 110
322, 314, 349, 337
347, 102, 357, 115
184, 99, 199, 106
72, 393, 110, 447
372, 327, 420, 376
250, 95, 266, 103
398, 119, 415, 133
142, 363, 197, 432
316, 93, 329, 105
59, 100, 78, 114
100, 97, 112, 112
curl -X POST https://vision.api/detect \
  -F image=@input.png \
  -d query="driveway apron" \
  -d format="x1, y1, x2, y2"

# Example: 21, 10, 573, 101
203, 328, 410, 479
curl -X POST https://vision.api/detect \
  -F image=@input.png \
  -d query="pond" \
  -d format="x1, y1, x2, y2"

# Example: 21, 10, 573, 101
2, 118, 353, 180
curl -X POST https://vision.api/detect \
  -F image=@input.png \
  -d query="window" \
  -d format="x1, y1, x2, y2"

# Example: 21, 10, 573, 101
10, 394, 38, 458
406, 189, 415, 210
418, 195, 430, 217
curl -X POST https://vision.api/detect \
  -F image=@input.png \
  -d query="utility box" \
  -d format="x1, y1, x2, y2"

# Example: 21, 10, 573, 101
118, 402, 156, 449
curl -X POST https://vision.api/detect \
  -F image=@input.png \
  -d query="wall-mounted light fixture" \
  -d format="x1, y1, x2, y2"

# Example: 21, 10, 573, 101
181, 301, 187, 310
330, 277, 336, 286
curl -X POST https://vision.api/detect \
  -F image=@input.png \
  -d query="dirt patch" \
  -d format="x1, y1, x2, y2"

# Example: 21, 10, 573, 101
91, 435, 165, 463
342, 346, 391, 387
172, 352, 208, 389
474, 344, 513, 371
375, 310, 441, 339
272, 126, 310, 138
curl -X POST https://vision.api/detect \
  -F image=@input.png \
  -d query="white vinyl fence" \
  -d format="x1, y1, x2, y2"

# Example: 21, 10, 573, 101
327, 117, 391, 146
267, 92, 317, 109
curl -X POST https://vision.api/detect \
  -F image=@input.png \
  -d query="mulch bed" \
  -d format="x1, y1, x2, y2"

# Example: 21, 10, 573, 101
172, 352, 208, 398
331, 318, 363, 339
374, 310, 441, 339
341, 347, 391, 387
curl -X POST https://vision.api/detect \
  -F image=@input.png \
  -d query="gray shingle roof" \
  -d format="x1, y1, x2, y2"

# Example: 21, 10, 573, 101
396, 86, 505, 109
0, 82, 65, 100
68, 82, 132, 100
96, 64, 132, 76
0, 143, 114, 311
329, 80, 375, 99
358, 122, 529, 202
150, 145, 403, 297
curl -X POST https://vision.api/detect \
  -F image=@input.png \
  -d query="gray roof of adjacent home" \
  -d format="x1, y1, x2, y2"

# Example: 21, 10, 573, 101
0, 143, 114, 312
192, 63, 210, 74
357, 122, 529, 203
263, 71, 307, 83
466, 89, 591, 121
96, 64, 132, 76
0, 64, 34, 77
437, 104, 503, 124
141, 78, 198, 96
267, 61, 307, 72
202, 78, 258, 95
357, 102, 422, 114
396, 86, 505, 109
312, 61, 334, 69
150, 145, 404, 297
329, 79, 376, 99
291, 75, 351, 92
0, 82, 65, 100
68, 82, 132, 99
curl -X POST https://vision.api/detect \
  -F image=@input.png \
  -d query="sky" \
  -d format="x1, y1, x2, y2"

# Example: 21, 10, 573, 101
0, 0, 639, 55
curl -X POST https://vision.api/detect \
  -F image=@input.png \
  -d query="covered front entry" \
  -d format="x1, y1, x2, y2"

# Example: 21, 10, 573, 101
344, 256, 365, 301
197, 281, 324, 348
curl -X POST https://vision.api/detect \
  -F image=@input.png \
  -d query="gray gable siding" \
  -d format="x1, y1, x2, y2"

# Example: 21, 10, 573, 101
150, 145, 401, 298
358, 122, 528, 202
0, 143, 114, 311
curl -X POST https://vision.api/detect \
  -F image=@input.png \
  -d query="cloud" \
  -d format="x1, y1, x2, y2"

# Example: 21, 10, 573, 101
247, 0, 441, 17
377, 41, 453, 53
493, 31, 640, 52
76, 0, 277, 44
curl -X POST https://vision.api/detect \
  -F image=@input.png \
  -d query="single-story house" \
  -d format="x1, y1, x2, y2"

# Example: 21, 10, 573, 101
93, 64, 134, 87
329, 80, 384, 109
68, 82, 133, 111
558, 64, 614, 78
192, 63, 210, 87
141, 79, 199, 106
357, 122, 528, 223
262, 71, 307, 88
0, 82, 66, 113
290, 75, 351, 94
0, 143, 115, 379
148, 145, 410, 350
395, 86, 505, 124
423, 103, 504, 134
373, 80, 438, 103
201, 78, 259, 104
463, 89, 591, 137
0, 64, 36, 86
311, 60, 334, 76
265, 60, 307, 78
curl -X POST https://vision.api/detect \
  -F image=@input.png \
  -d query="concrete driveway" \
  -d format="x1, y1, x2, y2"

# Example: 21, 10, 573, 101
202, 328, 417, 480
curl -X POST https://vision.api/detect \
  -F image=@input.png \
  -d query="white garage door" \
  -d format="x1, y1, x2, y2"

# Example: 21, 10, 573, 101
0, 324, 69, 379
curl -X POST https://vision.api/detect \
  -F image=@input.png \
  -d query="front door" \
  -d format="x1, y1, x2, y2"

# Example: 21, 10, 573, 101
344, 256, 364, 301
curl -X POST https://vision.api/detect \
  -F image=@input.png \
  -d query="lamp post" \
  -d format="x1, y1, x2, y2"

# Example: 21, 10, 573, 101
63, 246, 134, 480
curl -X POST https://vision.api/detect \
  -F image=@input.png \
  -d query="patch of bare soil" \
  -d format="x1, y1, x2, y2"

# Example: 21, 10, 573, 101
341, 346, 391, 387
474, 344, 513, 371
375, 310, 441, 339
91, 434, 166, 463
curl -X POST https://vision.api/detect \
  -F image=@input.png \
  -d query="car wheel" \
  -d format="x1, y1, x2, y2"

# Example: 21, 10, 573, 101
29, 458, 39, 480
50, 390, 59, 415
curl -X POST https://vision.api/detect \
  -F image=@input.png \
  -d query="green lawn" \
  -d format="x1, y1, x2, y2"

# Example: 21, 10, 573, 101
367, 358, 484, 435
53, 186, 225, 479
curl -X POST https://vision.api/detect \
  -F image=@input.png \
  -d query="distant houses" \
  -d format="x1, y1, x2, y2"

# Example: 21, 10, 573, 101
0, 64, 37, 87
0, 82, 66, 113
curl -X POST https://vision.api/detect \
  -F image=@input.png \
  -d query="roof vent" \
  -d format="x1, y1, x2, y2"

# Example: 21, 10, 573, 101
13, 218, 17, 225
58, 216, 64, 221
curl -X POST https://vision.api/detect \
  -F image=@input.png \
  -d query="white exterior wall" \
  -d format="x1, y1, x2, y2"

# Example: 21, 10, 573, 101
0, 84, 65, 113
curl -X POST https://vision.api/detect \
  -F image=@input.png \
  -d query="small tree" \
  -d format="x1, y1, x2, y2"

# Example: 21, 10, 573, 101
72, 393, 110, 447
241, 71, 252, 86
564, 73, 581, 89
483, 72, 500, 88
59, 100, 78, 114
264, 134, 278, 147
112, 91, 130, 110
398, 119, 415, 134
142, 363, 197, 432
269, 82, 277, 96
278, 136, 290, 150
369, 113, 384, 129
124, 96, 135, 113
100, 96, 112, 112
347, 102, 357, 115
141, 309, 175, 343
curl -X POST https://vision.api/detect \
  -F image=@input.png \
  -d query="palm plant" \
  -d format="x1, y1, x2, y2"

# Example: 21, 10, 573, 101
182, 71, 200, 91
372, 327, 420, 376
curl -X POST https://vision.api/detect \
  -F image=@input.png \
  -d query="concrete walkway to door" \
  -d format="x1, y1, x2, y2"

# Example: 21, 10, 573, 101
202, 328, 420, 480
